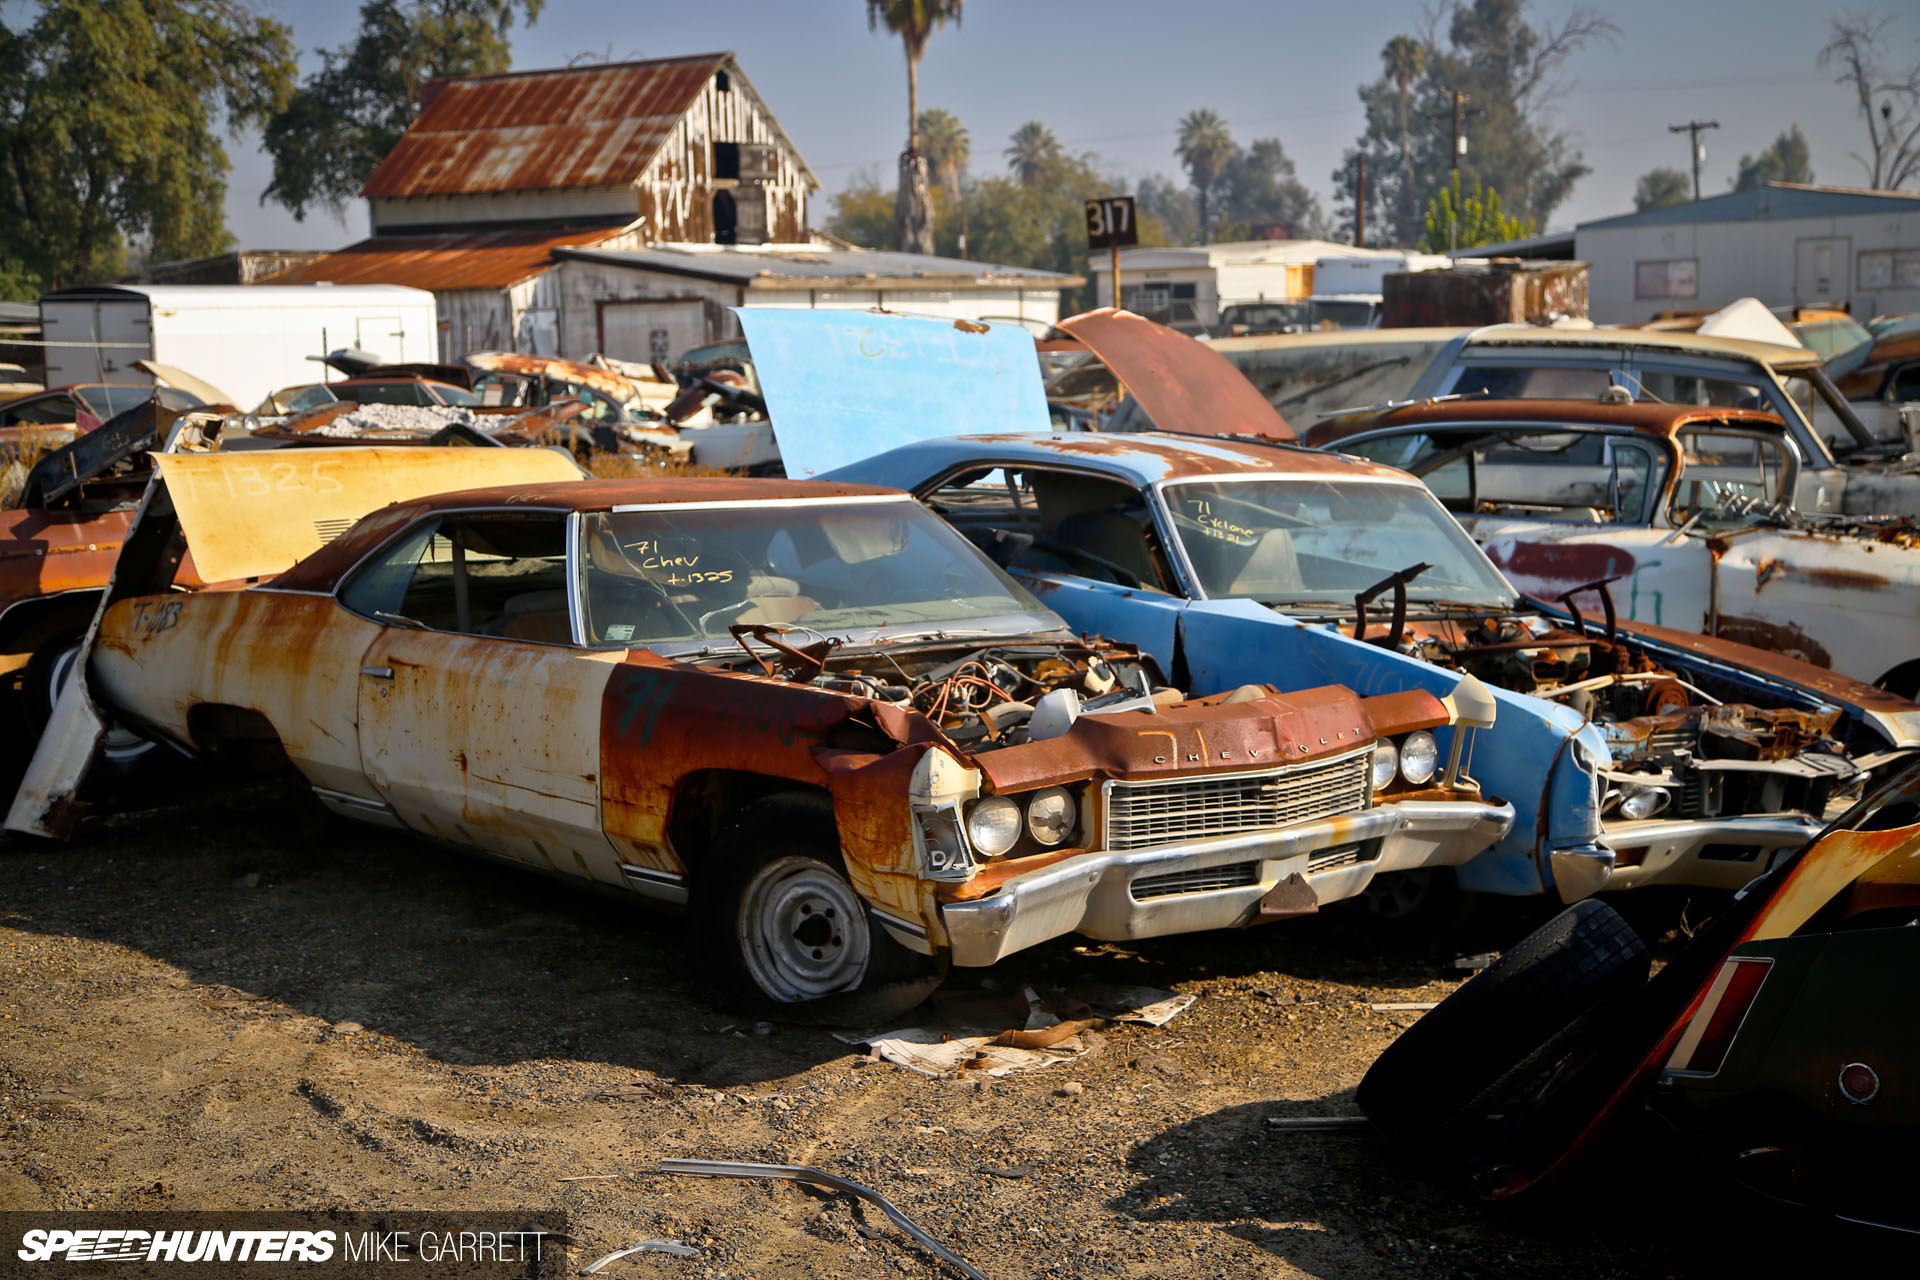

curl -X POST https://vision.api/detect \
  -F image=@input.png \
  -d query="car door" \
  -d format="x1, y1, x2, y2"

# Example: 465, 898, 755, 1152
340, 508, 628, 883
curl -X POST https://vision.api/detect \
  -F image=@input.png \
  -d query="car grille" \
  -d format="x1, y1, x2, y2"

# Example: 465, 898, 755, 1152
1102, 746, 1372, 853
1132, 862, 1261, 900
1307, 841, 1379, 874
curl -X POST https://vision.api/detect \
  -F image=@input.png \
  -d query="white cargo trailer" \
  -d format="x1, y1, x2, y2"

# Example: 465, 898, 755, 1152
37, 284, 437, 410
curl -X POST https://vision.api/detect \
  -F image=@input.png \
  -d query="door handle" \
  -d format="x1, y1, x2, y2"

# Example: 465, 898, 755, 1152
360, 665, 395, 680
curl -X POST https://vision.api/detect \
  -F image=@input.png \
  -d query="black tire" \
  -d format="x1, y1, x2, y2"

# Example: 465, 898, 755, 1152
698, 794, 946, 1026
21, 629, 161, 774
1358, 899, 1650, 1138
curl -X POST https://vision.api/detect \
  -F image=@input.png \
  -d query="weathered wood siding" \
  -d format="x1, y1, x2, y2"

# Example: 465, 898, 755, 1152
634, 71, 811, 245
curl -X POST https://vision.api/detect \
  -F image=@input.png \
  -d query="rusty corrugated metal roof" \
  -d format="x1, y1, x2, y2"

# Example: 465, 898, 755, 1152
265, 223, 636, 291
362, 54, 727, 199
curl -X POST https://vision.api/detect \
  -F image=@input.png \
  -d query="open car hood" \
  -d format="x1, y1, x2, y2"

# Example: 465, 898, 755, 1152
155, 446, 585, 584
1054, 308, 1293, 441
736, 308, 1052, 478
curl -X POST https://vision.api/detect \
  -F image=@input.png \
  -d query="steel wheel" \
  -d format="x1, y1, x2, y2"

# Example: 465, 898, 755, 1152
735, 855, 871, 1004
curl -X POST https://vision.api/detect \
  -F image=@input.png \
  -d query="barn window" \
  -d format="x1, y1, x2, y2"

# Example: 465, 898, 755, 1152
713, 190, 738, 245
713, 141, 740, 181
715, 70, 731, 92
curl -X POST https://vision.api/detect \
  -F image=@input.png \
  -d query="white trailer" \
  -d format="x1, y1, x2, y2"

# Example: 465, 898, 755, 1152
1310, 253, 1451, 328
37, 284, 438, 410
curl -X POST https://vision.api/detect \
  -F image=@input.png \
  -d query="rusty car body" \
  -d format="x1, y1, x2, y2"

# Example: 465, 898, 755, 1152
1309, 399, 1920, 697
13, 455, 1515, 1017
816, 311, 1920, 907
1388, 324, 1920, 517
1359, 757, 1920, 1231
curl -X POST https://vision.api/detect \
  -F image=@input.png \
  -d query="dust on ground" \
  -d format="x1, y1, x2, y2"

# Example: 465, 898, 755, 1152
0, 781, 1855, 1277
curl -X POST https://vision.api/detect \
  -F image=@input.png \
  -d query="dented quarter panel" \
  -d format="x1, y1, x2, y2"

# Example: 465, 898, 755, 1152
92, 590, 383, 799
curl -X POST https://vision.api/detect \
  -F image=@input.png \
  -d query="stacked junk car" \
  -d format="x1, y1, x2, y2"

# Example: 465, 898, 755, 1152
7, 298, 1918, 1264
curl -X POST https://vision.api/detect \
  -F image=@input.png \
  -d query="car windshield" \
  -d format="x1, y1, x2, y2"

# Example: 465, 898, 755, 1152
579, 498, 1057, 650
1162, 477, 1518, 609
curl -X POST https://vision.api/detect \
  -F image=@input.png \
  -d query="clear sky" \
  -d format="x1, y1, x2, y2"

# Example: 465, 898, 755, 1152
228, 0, 1920, 251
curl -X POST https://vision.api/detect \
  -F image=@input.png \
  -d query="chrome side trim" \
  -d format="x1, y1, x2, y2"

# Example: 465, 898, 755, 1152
620, 863, 689, 905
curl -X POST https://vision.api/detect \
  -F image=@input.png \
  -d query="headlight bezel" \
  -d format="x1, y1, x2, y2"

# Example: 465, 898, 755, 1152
1369, 740, 1399, 791
1399, 730, 1440, 786
1025, 786, 1077, 846
965, 795, 1023, 857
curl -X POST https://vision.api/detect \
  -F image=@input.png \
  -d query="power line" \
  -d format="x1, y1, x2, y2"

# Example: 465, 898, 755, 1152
1668, 119, 1720, 200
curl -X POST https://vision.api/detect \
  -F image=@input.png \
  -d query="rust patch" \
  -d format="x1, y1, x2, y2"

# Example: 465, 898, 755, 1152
1053, 309, 1294, 441
1712, 615, 1835, 670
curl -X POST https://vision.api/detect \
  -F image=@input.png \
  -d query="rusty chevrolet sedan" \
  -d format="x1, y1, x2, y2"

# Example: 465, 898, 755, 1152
52, 464, 1512, 1019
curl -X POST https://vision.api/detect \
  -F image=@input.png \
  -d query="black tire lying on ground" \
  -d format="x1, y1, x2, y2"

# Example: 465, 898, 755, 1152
1357, 898, 1650, 1139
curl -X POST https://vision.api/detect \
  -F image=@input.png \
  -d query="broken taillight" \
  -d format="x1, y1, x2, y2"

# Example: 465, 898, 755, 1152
1666, 956, 1773, 1077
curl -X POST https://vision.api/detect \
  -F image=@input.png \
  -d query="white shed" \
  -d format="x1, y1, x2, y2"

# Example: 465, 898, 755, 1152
1088, 240, 1419, 331
1574, 182, 1920, 325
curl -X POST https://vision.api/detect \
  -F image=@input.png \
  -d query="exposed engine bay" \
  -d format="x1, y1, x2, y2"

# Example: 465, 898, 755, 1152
723, 629, 1174, 751
1380, 611, 1862, 822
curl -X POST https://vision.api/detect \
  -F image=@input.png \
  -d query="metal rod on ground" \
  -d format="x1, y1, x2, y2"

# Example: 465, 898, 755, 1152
656, 1159, 989, 1280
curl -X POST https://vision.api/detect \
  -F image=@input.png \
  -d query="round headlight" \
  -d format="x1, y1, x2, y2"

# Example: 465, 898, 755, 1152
1026, 787, 1077, 846
966, 796, 1023, 857
1369, 740, 1398, 791
1618, 785, 1670, 821
1399, 731, 1440, 785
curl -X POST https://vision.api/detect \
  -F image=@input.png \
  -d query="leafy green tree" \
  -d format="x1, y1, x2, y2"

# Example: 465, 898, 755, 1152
1420, 175, 1534, 252
1634, 167, 1692, 211
866, 0, 962, 254
1733, 125, 1814, 191
1134, 174, 1197, 246
0, 0, 295, 296
1218, 139, 1328, 240
261, 0, 543, 221
1175, 109, 1234, 243
918, 107, 969, 193
1004, 121, 1062, 186
1334, 1, 1616, 246
827, 142, 1168, 312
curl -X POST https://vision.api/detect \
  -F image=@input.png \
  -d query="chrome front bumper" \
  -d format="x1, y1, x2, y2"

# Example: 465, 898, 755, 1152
1554, 814, 1824, 899
940, 798, 1514, 968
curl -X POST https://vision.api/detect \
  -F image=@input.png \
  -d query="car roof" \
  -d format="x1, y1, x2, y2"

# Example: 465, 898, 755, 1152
1309, 399, 1790, 447
840, 430, 1420, 489
1458, 323, 1818, 368
272, 476, 909, 593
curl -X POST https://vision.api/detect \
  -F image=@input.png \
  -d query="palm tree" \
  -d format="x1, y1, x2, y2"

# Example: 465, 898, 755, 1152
1383, 35, 1426, 244
867, 1, 963, 254
1175, 109, 1234, 244
918, 107, 970, 193
1003, 120, 1061, 187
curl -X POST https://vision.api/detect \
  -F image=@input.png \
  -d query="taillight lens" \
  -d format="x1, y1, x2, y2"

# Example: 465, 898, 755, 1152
1667, 956, 1773, 1076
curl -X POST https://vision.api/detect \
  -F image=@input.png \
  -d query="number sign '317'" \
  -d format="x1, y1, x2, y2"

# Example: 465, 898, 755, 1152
1085, 197, 1138, 250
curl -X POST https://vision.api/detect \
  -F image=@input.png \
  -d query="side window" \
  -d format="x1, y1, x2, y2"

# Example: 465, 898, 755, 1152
1344, 433, 1474, 512
1447, 364, 1612, 400
1671, 430, 1790, 522
1469, 430, 1661, 525
3, 395, 76, 427
339, 514, 573, 644
1889, 363, 1920, 403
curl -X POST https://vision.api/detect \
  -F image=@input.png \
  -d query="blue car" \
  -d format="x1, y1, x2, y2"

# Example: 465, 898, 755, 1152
733, 307, 1920, 912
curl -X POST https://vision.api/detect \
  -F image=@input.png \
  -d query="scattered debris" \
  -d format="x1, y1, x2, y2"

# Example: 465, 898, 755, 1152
1369, 1001, 1439, 1012
655, 1159, 987, 1280
1453, 952, 1499, 971
578, 1239, 699, 1274
839, 986, 1195, 1077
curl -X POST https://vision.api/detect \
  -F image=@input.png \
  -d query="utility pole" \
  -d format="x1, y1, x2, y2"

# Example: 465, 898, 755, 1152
1450, 91, 1468, 177
1669, 120, 1719, 201
1355, 153, 1366, 248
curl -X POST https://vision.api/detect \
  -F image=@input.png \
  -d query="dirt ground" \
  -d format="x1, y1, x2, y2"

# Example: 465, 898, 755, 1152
0, 778, 1869, 1278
